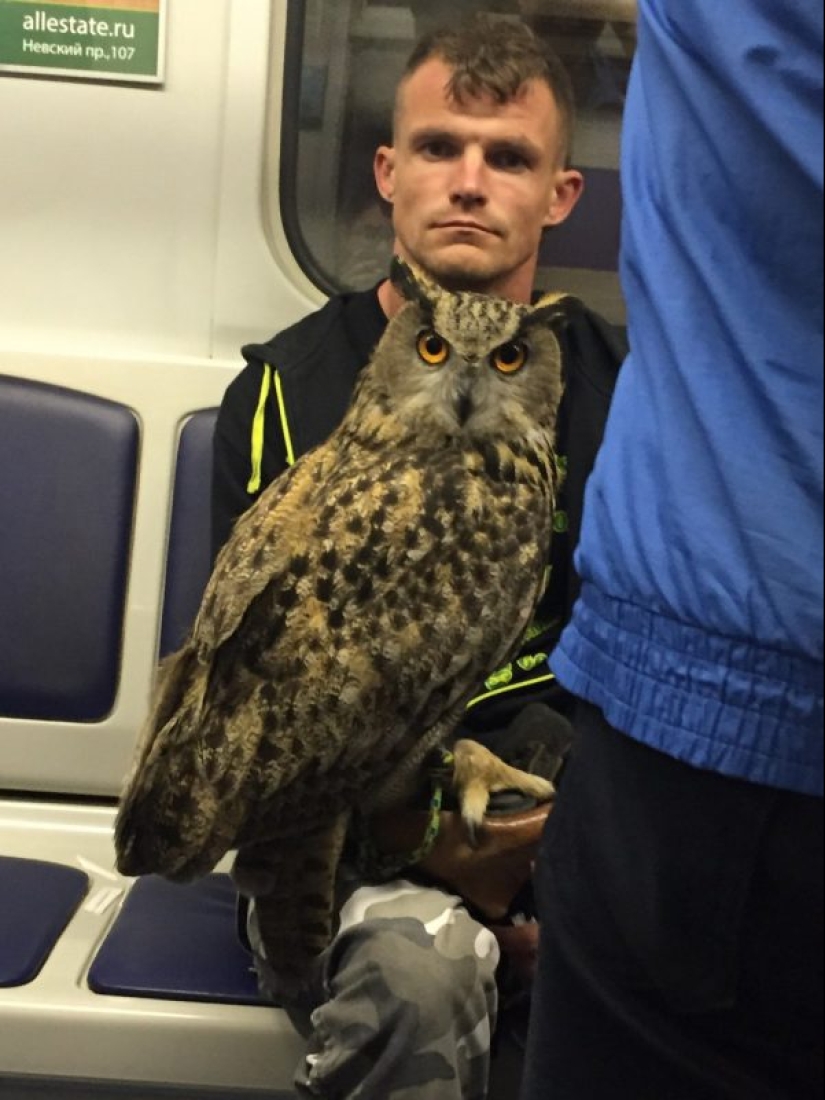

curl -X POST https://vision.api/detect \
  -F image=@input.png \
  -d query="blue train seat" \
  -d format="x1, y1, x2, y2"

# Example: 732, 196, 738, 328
0, 362, 302, 1096
0, 375, 136, 986
0, 374, 139, 723
88, 874, 260, 1005
159, 408, 219, 658
87, 406, 263, 1009
0, 856, 89, 988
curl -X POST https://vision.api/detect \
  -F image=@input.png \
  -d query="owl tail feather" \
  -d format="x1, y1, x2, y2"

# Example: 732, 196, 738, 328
115, 643, 240, 883
233, 814, 350, 990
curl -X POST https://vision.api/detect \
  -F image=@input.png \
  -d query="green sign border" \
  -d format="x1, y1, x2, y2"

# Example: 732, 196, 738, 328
0, 0, 167, 84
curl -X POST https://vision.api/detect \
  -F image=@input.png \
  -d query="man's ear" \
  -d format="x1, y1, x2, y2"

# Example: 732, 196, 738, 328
543, 168, 585, 230
374, 145, 396, 203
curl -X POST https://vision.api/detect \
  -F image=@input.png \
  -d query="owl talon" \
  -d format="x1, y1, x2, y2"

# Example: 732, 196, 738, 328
463, 817, 481, 849
452, 738, 554, 843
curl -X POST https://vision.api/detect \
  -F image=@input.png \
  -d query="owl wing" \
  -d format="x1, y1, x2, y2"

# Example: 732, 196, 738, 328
193, 441, 338, 652
115, 438, 342, 880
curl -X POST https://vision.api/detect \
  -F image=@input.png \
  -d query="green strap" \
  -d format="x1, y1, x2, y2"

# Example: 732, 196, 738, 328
465, 670, 557, 711
247, 364, 273, 494
247, 363, 297, 495
352, 752, 454, 881
274, 369, 296, 468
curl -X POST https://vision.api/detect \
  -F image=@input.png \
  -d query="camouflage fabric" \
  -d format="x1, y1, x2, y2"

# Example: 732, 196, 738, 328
248, 876, 500, 1099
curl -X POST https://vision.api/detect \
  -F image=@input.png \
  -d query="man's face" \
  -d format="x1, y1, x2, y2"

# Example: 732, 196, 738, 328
375, 58, 583, 302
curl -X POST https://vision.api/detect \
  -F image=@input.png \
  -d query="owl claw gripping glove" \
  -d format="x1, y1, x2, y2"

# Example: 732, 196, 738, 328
366, 704, 574, 920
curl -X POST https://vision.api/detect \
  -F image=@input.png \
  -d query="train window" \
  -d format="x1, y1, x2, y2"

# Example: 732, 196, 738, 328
278, 0, 636, 322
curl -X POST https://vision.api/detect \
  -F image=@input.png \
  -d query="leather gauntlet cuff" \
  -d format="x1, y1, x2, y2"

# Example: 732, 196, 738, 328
356, 704, 571, 919
367, 802, 552, 922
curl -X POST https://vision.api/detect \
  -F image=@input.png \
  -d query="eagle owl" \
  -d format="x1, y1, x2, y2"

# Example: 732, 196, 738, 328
115, 259, 568, 984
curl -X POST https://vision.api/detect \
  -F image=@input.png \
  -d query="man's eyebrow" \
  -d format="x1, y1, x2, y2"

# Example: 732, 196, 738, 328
487, 136, 543, 162
407, 127, 543, 161
407, 126, 460, 147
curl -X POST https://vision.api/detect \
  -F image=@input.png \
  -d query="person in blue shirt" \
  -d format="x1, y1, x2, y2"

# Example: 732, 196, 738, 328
521, 2, 824, 1098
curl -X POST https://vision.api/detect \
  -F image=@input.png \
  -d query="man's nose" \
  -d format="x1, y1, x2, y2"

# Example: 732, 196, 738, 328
450, 149, 487, 205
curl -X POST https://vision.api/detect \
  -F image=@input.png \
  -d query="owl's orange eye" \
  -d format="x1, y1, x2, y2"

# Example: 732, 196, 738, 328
491, 341, 528, 374
417, 331, 450, 366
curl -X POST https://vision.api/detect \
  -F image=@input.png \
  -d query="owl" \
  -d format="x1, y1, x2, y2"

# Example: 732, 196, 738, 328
115, 258, 569, 985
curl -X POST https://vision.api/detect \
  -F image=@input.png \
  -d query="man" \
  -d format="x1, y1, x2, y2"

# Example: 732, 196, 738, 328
522, 2, 824, 1099
213, 17, 624, 1100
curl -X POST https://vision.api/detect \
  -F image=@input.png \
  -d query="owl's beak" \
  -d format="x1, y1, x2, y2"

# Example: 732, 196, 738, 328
453, 357, 483, 426
455, 385, 474, 426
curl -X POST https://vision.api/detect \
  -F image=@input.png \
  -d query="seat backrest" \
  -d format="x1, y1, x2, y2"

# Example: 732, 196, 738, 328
0, 375, 138, 723
159, 409, 219, 659
0, 353, 236, 797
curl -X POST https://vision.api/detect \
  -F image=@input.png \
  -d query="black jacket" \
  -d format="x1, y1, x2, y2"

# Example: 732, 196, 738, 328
212, 285, 626, 732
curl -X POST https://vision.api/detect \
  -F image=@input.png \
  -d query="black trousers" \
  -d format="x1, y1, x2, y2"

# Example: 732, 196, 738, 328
521, 702, 824, 1100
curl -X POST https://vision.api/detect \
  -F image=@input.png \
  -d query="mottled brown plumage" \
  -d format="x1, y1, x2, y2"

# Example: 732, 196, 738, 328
115, 259, 567, 982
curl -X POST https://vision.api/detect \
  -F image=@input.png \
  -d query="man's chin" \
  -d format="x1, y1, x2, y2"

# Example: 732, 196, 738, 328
418, 252, 502, 293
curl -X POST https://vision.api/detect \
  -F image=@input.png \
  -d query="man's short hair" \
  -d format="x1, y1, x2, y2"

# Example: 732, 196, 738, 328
399, 15, 576, 165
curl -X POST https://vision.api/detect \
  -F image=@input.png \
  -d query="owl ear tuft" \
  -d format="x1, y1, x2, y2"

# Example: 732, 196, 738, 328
390, 256, 438, 315
523, 292, 580, 334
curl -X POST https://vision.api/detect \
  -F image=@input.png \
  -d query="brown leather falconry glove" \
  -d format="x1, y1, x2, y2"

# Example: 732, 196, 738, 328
371, 801, 551, 921
365, 704, 574, 921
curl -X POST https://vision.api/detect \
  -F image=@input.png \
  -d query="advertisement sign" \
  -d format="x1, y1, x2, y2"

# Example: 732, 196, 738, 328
0, 0, 167, 84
